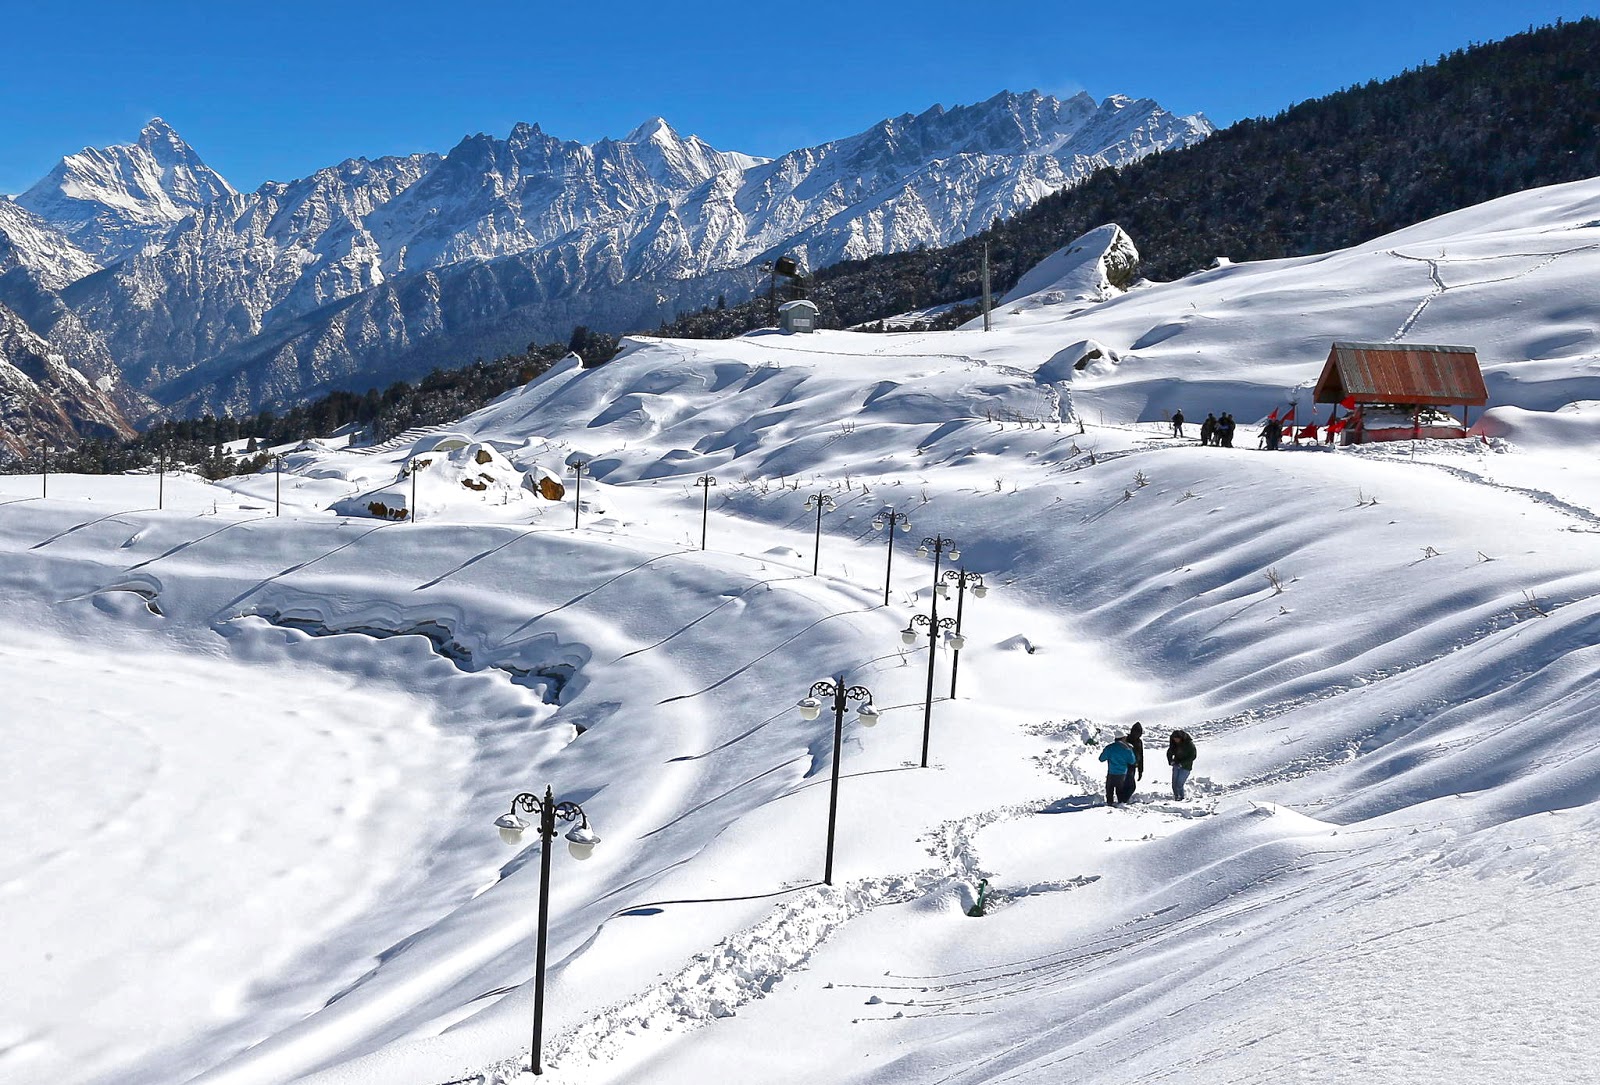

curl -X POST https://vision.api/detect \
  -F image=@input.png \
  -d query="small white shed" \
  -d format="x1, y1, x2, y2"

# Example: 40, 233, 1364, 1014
777, 299, 819, 334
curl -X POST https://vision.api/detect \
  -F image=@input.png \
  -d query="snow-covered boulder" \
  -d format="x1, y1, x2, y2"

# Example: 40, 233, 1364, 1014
994, 224, 1140, 319
332, 441, 537, 520
521, 464, 567, 501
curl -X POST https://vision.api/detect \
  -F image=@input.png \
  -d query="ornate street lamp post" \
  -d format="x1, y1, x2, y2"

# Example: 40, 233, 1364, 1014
937, 569, 988, 697
903, 535, 959, 767
494, 786, 601, 1076
902, 611, 957, 768
803, 492, 835, 575
694, 475, 717, 550
871, 509, 911, 606
796, 677, 879, 885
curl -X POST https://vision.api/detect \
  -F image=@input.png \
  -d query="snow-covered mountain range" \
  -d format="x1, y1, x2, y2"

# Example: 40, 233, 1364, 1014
0, 91, 1211, 441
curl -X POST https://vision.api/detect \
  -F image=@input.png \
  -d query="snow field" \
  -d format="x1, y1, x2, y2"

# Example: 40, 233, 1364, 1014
9, 175, 1600, 1084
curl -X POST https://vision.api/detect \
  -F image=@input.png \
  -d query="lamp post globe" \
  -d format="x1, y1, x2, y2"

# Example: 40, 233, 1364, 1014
565, 823, 601, 860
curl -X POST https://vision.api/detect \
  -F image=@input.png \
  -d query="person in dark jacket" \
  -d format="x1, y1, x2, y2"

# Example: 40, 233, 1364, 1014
1217, 413, 1236, 447
1119, 722, 1146, 803
1171, 410, 1185, 438
1261, 416, 1281, 451
1199, 413, 1217, 446
1098, 735, 1139, 805
1167, 730, 1198, 800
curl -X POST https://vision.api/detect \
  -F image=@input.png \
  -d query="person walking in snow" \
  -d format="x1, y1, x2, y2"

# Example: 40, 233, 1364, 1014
1199, 413, 1217, 447
1167, 730, 1198, 800
1261, 416, 1281, 451
1099, 734, 1140, 806
1217, 413, 1236, 448
1171, 410, 1185, 438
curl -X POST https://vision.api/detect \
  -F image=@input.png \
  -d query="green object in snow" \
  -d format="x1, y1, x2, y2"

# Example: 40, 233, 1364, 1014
967, 879, 989, 917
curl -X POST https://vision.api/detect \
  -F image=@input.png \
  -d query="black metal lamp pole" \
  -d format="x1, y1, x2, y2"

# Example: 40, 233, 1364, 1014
157, 448, 165, 510
872, 510, 911, 606
908, 611, 953, 774
939, 569, 987, 698
410, 461, 417, 523
494, 786, 600, 1076
274, 454, 283, 516
908, 535, 959, 767
797, 678, 877, 885
695, 475, 717, 549
804, 492, 834, 575
570, 460, 589, 530
903, 610, 957, 767
41, 444, 50, 499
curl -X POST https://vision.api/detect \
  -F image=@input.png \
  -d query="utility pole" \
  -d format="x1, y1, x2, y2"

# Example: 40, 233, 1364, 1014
981, 242, 992, 332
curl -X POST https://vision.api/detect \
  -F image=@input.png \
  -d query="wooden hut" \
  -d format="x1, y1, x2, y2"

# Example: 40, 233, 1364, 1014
1313, 342, 1487, 445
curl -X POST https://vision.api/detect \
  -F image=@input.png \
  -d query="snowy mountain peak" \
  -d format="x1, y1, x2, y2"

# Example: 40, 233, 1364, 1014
16, 87, 1209, 421
16, 118, 234, 260
625, 116, 677, 143
138, 116, 183, 148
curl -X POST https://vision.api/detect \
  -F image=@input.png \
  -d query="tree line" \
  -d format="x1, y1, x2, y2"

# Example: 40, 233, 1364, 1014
12, 18, 1599, 477
8, 333, 617, 478
658, 18, 1600, 337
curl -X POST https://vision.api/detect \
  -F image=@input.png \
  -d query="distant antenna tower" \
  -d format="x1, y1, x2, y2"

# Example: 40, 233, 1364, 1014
981, 241, 992, 332
770, 255, 802, 324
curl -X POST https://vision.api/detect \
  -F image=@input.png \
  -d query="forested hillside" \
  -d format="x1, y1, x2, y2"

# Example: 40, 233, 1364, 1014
660, 18, 1600, 337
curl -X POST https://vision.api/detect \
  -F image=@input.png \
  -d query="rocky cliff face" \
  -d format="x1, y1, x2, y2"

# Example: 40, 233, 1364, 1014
12, 92, 1211, 425
0, 302, 135, 458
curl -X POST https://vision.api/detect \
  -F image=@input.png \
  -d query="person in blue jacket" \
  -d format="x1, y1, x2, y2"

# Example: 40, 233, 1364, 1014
1098, 735, 1140, 806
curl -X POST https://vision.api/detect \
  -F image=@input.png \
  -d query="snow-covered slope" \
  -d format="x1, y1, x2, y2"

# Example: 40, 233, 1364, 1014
16, 118, 235, 260
29, 91, 1209, 416
8, 175, 1600, 1085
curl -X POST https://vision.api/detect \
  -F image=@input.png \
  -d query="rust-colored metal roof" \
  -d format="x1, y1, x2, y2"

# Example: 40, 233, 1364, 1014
1314, 341, 1487, 406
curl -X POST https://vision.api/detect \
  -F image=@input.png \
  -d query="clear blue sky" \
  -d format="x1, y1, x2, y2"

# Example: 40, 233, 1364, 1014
2, 0, 1595, 195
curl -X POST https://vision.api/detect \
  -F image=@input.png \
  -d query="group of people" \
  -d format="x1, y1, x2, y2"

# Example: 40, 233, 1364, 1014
1097, 723, 1199, 804
1195, 412, 1236, 447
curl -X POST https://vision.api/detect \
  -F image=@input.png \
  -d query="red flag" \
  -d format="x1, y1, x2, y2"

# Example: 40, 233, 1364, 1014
1339, 394, 1356, 410
1297, 421, 1318, 440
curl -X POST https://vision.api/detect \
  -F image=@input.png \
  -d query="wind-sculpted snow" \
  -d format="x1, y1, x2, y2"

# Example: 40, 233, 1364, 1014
8, 176, 1600, 1085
